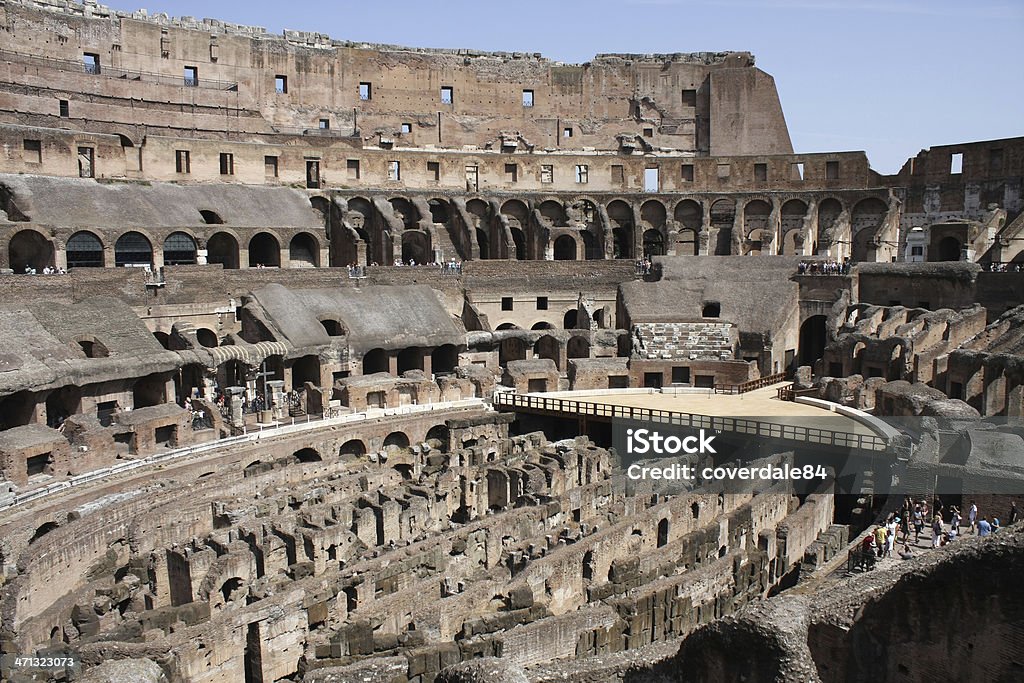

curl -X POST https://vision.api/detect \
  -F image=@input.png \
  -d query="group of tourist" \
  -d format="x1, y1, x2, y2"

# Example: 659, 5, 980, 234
377, 258, 464, 274
863, 497, 1018, 563
797, 259, 851, 275
21, 265, 67, 275
635, 258, 654, 276
982, 262, 1024, 272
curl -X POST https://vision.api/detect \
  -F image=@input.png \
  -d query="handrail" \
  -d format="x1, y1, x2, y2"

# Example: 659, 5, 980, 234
0, 49, 239, 91
714, 372, 787, 395
776, 384, 818, 402
492, 391, 890, 453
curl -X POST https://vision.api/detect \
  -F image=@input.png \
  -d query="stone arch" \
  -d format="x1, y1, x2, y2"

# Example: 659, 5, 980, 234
799, 315, 828, 367
196, 328, 218, 348
383, 431, 410, 450
339, 439, 366, 457
397, 346, 425, 373
199, 209, 224, 225
674, 199, 702, 230
29, 521, 60, 545
532, 322, 555, 330
66, 230, 104, 268
510, 227, 527, 261
643, 229, 665, 257
9, 229, 54, 272
163, 231, 198, 266
780, 199, 808, 235
432, 344, 459, 373
476, 228, 491, 259
539, 199, 567, 226
207, 231, 240, 269
114, 231, 152, 267
248, 232, 281, 268
567, 335, 590, 359
499, 337, 528, 365
294, 447, 322, 463
607, 200, 634, 259
553, 234, 578, 260
710, 199, 736, 255
401, 230, 432, 264
291, 355, 319, 390
362, 348, 388, 374
850, 198, 887, 261
640, 199, 667, 229
564, 309, 579, 330
534, 335, 561, 370
937, 235, 961, 262
289, 232, 320, 267
657, 517, 670, 547
425, 424, 450, 450
743, 199, 772, 238
320, 319, 345, 337
428, 198, 450, 224
389, 197, 418, 229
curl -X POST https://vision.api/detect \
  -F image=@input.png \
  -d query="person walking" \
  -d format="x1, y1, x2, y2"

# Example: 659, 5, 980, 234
885, 518, 897, 558
1008, 501, 1019, 526
931, 515, 943, 548
968, 501, 978, 533
874, 525, 888, 558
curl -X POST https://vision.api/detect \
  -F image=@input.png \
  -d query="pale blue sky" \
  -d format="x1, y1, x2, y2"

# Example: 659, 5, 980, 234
103, 0, 1023, 173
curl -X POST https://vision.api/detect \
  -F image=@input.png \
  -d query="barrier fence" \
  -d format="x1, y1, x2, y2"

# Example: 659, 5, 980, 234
714, 372, 788, 395
492, 391, 890, 453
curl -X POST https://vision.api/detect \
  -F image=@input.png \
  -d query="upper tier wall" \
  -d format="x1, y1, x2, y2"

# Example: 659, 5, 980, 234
0, 0, 792, 156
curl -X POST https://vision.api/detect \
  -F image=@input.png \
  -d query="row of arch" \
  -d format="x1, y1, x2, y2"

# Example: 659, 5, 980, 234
8, 228, 322, 272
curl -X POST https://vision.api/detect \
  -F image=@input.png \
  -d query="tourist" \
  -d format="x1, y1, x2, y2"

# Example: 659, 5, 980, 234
885, 517, 897, 557
913, 504, 924, 543
992, 516, 1000, 533
899, 513, 910, 543
977, 516, 992, 537
874, 524, 887, 558
950, 505, 961, 532
968, 501, 978, 533
1008, 501, 1019, 525
931, 515, 943, 548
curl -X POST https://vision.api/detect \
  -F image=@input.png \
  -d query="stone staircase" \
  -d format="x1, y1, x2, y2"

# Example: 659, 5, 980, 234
633, 322, 734, 360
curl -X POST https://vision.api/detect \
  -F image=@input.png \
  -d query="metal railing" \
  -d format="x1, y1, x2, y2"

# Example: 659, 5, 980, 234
714, 372, 788, 395
492, 391, 890, 453
0, 49, 239, 91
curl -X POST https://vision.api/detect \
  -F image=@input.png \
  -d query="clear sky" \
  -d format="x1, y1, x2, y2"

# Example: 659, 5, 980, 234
101, 0, 1023, 173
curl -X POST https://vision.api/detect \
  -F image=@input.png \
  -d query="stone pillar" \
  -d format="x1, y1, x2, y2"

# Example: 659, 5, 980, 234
422, 352, 432, 378
699, 203, 713, 256
267, 380, 286, 421
227, 386, 245, 430
388, 354, 399, 376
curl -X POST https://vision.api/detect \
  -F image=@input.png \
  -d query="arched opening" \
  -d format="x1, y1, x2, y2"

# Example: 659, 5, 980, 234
248, 233, 280, 268
220, 577, 245, 603
674, 199, 702, 229
133, 373, 166, 408
938, 236, 961, 261
153, 331, 170, 349
640, 200, 667, 229
553, 235, 577, 260
294, 447, 322, 463
567, 336, 590, 359
401, 231, 431, 264
383, 431, 410, 450
799, 315, 828, 367
431, 344, 459, 373
702, 302, 721, 318
78, 337, 109, 358
389, 197, 418, 229
321, 319, 345, 337
428, 198, 450, 224
564, 309, 579, 330
114, 231, 152, 267
642, 229, 665, 257
582, 550, 595, 581
66, 231, 104, 268
534, 335, 560, 370
289, 232, 319, 267
607, 200, 634, 259
657, 518, 669, 548
780, 199, 808, 253
339, 439, 366, 457
9, 230, 54, 272
362, 348, 388, 374
196, 328, 218, 348
850, 198, 888, 262
292, 355, 319, 390
476, 228, 491, 259
29, 521, 59, 545
397, 347, 425, 374
582, 231, 601, 260
743, 200, 771, 254
499, 337, 527, 365
539, 200, 566, 226
710, 199, 736, 255
207, 232, 239, 269
46, 385, 80, 429
532, 322, 554, 330
163, 231, 197, 266
199, 210, 224, 225
676, 229, 698, 256
426, 424, 450, 450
